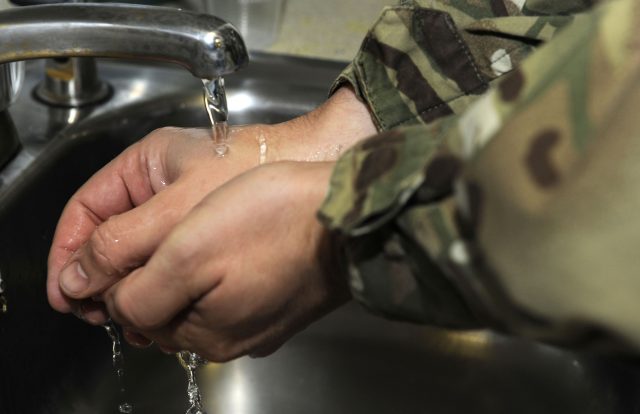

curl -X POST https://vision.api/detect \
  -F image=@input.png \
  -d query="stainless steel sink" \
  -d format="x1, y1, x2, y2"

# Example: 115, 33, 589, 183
1, 55, 640, 414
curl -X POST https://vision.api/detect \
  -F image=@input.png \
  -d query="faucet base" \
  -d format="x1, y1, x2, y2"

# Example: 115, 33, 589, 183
34, 57, 111, 108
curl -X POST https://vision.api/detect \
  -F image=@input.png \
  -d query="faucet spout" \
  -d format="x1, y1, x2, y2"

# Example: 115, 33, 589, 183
0, 3, 249, 79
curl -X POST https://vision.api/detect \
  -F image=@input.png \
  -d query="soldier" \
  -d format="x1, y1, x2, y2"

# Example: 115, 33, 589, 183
47, 0, 640, 359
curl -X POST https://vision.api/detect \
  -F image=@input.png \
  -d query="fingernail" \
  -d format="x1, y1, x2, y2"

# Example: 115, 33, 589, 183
124, 329, 153, 349
158, 345, 180, 355
80, 302, 109, 325
60, 262, 89, 295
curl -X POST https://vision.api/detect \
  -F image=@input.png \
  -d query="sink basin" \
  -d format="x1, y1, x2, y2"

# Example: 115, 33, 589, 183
1, 54, 640, 414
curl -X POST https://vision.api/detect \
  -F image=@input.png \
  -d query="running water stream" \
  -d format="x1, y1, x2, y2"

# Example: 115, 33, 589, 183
177, 351, 209, 414
163, 76, 231, 414
97, 78, 224, 414
202, 77, 229, 156
103, 322, 133, 413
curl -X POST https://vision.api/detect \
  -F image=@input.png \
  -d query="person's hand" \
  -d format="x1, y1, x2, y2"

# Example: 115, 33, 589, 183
47, 126, 258, 321
47, 87, 375, 324
101, 161, 350, 361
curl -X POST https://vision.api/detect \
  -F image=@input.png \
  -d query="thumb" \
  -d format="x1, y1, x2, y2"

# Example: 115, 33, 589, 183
57, 185, 192, 301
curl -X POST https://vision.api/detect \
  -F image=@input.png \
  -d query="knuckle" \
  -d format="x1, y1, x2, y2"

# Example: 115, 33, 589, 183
147, 126, 180, 140
162, 238, 197, 276
205, 340, 242, 363
138, 127, 178, 155
112, 288, 159, 331
88, 221, 125, 276
176, 323, 238, 363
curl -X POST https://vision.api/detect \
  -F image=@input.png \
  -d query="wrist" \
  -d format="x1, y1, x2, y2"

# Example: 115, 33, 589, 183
266, 86, 377, 162
223, 87, 377, 167
311, 162, 353, 305
301, 161, 352, 303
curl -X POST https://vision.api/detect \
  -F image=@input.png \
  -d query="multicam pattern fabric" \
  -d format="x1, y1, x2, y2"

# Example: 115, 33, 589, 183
329, 0, 576, 130
320, 0, 640, 350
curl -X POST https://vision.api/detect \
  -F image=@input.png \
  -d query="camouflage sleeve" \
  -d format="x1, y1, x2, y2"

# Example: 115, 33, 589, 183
329, 0, 575, 131
320, 0, 640, 349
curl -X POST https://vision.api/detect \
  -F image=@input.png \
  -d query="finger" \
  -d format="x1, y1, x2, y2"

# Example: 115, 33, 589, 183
104, 255, 205, 333
249, 340, 285, 358
47, 140, 163, 312
147, 320, 281, 362
123, 328, 154, 349
103, 212, 224, 333
79, 300, 110, 325
157, 345, 180, 355
57, 182, 200, 301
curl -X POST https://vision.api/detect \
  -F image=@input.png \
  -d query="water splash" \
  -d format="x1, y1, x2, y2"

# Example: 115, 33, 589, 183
177, 351, 208, 414
119, 403, 133, 414
103, 322, 133, 413
257, 130, 269, 165
202, 78, 229, 157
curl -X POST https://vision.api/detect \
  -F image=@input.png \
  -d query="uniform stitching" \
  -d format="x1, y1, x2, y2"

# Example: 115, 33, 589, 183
360, 10, 449, 132
360, 34, 390, 131
441, 12, 489, 93
362, 6, 493, 130
358, 7, 399, 131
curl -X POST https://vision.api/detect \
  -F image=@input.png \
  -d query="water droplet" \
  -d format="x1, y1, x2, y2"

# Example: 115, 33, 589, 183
258, 134, 267, 165
214, 143, 229, 156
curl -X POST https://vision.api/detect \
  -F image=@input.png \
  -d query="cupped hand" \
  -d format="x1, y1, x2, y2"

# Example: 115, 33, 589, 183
101, 161, 350, 361
47, 125, 263, 320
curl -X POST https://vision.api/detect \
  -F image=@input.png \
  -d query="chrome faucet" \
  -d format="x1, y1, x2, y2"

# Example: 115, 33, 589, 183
0, 2, 248, 169
0, 3, 249, 80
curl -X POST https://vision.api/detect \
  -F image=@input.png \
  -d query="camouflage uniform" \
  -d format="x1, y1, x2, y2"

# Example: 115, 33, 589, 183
319, 0, 640, 350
